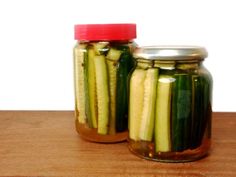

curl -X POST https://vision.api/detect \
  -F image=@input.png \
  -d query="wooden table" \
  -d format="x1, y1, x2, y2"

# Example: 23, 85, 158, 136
0, 111, 235, 177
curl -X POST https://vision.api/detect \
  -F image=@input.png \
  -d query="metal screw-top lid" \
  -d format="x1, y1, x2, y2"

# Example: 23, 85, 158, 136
133, 46, 208, 61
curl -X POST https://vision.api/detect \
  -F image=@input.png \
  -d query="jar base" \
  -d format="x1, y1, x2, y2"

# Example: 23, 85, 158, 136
76, 120, 128, 143
128, 138, 211, 162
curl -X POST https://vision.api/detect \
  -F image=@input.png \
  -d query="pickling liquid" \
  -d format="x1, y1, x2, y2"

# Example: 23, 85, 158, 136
128, 138, 211, 162
76, 120, 128, 143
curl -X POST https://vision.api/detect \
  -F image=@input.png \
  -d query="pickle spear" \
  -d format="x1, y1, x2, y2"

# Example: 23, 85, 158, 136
171, 74, 192, 152
116, 46, 134, 132
191, 75, 204, 148
74, 44, 87, 124
106, 48, 122, 134
86, 49, 98, 128
139, 68, 158, 141
191, 71, 212, 149
94, 55, 110, 135
129, 69, 147, 141
155, 75, 173, 152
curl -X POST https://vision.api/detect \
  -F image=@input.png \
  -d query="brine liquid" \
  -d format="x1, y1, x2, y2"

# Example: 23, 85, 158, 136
128, 137, 211, 162
76, 119, 128, 143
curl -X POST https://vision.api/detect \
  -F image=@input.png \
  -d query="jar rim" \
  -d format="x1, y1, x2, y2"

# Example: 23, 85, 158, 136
133, 46, 208, 61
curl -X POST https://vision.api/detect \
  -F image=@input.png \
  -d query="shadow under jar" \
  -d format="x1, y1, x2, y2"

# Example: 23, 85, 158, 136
73, 24, 136, 143
128, 46, 213, 162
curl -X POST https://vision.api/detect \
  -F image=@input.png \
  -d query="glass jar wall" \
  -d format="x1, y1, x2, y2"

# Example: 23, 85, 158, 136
128, 46, 212, 162
74, 24, 136, 142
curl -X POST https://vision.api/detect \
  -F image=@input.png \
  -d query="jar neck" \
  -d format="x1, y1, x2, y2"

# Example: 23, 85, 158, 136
136, 59, 203, 70
77, 39, 134, 44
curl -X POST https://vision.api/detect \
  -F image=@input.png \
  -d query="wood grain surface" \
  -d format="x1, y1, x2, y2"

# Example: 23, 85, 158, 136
0, 111, 235, 177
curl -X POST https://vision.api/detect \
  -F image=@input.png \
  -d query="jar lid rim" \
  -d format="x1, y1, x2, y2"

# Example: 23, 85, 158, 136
133, 46, 208, 60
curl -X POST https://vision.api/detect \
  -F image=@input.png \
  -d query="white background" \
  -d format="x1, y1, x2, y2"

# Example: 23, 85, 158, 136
0, 0, 235, 111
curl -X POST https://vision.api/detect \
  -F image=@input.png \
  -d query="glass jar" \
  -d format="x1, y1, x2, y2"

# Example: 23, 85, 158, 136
73, 24, 136, 143
128, 46, 212, 162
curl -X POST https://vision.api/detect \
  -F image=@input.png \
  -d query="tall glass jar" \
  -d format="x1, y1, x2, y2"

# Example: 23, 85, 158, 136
73, 24, 136, 143
128, 46, 212, 162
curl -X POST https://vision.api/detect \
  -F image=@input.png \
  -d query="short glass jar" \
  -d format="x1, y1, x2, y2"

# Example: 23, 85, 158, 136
128, 46, 212, 162
73, 24, 136, 143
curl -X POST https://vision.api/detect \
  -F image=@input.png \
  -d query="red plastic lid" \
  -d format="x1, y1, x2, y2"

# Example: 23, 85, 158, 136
74, 24, 136, 41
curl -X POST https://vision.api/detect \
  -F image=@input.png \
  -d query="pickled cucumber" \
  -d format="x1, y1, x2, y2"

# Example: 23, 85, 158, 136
191, 71, 212, 149
155, 75, 173, 152
74, 44, 87, 124
191, 75, 204, 148
87, 49, 98, 128
92, 42, 109, 55
94, 55, 110, 135
171, 74, 192, 151
129, 69, 147, 141
106, 48, 122, 134
176, 63, 198, 70
116, 48, 133, 132
139, 68, 158, 141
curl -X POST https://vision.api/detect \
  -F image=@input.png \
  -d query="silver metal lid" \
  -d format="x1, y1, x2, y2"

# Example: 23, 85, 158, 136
133, 46, 208, 60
